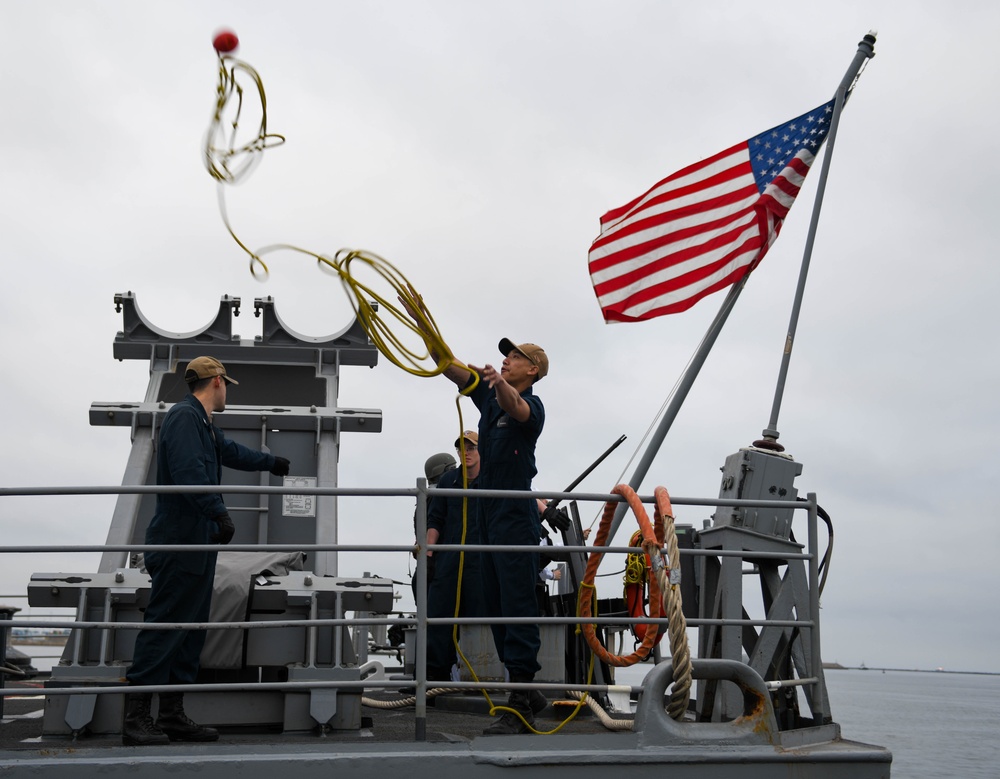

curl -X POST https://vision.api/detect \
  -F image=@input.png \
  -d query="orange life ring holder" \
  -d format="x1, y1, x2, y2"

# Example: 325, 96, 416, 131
579, 484, 671, 667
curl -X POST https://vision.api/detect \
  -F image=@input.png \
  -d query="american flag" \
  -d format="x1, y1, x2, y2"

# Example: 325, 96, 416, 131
589, 100, 836, 323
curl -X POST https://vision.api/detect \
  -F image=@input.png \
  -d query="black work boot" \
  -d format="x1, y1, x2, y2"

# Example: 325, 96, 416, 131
122, 693, 170, 746
483, 677, 536, 736
156, 692, 220, 742
512, 672, 547, 715
483, 673, 548, 736
526, 688, 547, 715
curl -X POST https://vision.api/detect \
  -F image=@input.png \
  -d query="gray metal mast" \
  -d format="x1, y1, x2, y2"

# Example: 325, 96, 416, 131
757, 31, 877, 450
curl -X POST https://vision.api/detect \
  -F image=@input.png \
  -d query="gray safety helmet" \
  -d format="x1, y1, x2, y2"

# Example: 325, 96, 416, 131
424, 452, 457, 483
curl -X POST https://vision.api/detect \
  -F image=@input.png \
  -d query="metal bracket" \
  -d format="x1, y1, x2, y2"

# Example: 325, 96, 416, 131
112, 292, 241, 366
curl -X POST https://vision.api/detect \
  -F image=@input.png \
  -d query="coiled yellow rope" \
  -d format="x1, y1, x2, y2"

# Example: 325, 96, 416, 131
204, 53, 285, 185
623, 531, 647, 588
203, 49, 478, 392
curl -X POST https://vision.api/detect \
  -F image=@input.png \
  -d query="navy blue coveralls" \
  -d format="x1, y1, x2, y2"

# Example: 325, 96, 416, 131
466, 377, 544, 678
127, 393, 275, 687
425, 467, 485, 679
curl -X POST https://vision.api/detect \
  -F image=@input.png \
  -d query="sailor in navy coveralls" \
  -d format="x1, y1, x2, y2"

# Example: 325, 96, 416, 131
412, 332, 552, 735
123, 356, 290, 746
464, 346, 544, 666
425, 430, 485, 681
400, 290, 554, 732
461, 339, 550, 734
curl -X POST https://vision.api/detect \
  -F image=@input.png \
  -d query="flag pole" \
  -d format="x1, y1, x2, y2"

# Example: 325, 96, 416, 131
606, 32, 877, 542
607, 275, 749, 541
756, 31, 877, 451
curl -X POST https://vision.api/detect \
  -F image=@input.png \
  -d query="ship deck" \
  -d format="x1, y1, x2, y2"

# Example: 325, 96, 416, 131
0, 677, 891, 779
0, 678, 620, 747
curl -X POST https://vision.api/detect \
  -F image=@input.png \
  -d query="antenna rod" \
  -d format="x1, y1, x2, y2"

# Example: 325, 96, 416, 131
551, 434, 627, 509
758, 31, 877, 449
542, 434, 628, 532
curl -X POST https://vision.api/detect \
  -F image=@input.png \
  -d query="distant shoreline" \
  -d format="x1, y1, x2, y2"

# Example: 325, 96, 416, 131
823, 662, 999, 676
8, 644, 998, 676
9, 636, 68, 646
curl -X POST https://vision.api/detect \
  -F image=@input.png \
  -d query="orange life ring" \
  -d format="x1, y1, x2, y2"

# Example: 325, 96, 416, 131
579, 484, 669, 667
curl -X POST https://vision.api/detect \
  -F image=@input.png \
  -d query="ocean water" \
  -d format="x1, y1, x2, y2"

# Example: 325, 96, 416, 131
825, 669, 1000, 779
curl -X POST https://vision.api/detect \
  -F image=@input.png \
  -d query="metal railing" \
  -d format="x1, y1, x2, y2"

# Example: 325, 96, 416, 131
0, 481, 824, 739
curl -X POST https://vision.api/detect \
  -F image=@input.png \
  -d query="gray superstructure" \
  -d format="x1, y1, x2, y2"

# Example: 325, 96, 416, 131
0, 292, 891, 776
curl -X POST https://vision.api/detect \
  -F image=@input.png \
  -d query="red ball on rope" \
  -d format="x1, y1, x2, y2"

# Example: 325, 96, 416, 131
212, 30, 239, 54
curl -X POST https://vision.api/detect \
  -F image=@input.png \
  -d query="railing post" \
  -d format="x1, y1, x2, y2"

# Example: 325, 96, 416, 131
806, 492, 831, 721
413, 477, 429, 741
806, 493, 821, 676
0, 606, 20, 717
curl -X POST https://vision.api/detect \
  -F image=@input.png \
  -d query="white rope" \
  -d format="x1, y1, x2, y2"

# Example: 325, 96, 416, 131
652, 501, 692, 720
566, 691, 634, 731
360, 686, 463, 710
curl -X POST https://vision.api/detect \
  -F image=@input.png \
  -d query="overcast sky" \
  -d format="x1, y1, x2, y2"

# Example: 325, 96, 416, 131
2, 1, 997, 676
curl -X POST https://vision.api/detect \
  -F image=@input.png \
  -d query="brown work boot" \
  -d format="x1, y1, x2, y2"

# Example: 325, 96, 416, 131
156, 692, 219, 742
122, 693, 170, 746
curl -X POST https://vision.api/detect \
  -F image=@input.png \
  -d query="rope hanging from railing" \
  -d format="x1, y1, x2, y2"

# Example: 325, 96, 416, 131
649, 486, 692, 720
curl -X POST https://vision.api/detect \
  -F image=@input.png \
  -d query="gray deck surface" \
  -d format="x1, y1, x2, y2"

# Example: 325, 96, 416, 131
0, 680, 893, 779
0, 680, 624, 750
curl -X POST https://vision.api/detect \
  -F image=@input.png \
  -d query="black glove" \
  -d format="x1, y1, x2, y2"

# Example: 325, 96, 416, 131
210, 513, 235, 544
543, 504, 571, 532
270, 456, 291, 477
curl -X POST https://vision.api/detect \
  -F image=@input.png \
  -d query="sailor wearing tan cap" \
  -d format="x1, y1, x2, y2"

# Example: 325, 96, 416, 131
461, 340, 551, 733
423, 430, 486, 681
123, 356, 291, 747
401, 299, 553, 734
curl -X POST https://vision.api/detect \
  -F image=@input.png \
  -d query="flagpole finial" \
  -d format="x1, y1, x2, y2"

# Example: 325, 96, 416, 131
859, 30, 877, 56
